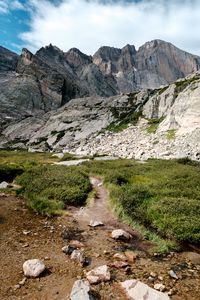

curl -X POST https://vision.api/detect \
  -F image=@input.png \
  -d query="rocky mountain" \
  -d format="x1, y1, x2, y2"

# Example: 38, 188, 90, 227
0, 40, 200, 159
0, 70, 200, 161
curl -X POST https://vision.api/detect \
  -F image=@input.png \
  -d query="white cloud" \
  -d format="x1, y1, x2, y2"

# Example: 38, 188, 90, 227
0, 0, 25, 14
20, 0, 200, 55
11, 0, 25, 10
0, 1, 8, 13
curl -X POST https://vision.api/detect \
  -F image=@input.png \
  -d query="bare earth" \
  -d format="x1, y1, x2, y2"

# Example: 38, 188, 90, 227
0, 178, 200, 300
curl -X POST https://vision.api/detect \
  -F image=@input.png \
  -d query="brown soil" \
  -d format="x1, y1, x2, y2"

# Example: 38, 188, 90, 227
0, 179, 200, 300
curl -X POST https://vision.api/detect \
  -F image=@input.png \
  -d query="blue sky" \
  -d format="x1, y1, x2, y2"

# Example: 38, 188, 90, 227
0, 0, 200, 55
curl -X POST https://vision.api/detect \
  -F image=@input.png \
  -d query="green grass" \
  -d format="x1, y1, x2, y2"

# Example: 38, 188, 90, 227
146, 117, 165, 134
16, 164, 92, 215
0, 150, 58, 168
167, 129, 176, 139
79, 158, 200, 249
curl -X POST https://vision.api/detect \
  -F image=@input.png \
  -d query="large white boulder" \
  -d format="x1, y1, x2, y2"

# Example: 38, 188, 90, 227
70, 280, 95, 300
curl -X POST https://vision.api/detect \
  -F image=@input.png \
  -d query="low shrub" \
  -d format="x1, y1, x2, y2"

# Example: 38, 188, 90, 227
16, 165, 92, 215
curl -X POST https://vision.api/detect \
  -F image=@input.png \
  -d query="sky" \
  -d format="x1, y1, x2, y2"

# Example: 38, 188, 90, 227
0, 0, 200, 55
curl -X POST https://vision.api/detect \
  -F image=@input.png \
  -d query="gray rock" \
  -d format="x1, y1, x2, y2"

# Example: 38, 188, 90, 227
86, 265, 111, 284
70, 280, 95, 300
0, 181, 9, 189
89, 220, 104, 227
168, 270, 178, 279
23, 259, 46, 278
111, 229, 132, 241
120, 279, 170, 300
71, 250, 87, 266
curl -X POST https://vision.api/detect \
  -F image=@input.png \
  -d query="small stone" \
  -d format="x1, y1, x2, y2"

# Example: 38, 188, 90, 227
62, 245, 76, 255
150, 272, 157, 278
0, 181, 9, 189
113, 253, 127, 261
13, 284, 20, 291
22, 243, 29, 248
168, 270, 178, 279
125, 251, 138, 262
69, 240, 85, 248
154, 283, 166, 292
89, 220, 104, 227
71, 250, 87, 266
109, 261, 130, 269
148, 276, 155, 283
23, 259, 46, 278
19, 278, 27, 286
158, 276, 163, 281
70, 279, 95, 300
86, 265, 111, 284
23, 230, 31, 235
111, 229, 132, 241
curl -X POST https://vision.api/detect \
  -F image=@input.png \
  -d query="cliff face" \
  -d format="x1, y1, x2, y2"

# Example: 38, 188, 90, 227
0, 40, 200, 157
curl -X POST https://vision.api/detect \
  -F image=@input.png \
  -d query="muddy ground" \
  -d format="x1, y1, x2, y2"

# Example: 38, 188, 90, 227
0, 179, 200, 300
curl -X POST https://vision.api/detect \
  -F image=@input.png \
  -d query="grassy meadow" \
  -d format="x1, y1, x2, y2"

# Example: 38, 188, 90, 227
0, 150, 200, 252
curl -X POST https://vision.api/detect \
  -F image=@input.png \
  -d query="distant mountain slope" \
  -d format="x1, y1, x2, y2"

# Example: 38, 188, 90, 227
0, 39, 200, 156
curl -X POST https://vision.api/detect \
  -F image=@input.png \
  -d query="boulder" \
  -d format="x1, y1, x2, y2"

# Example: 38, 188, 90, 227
120, 279, 170, 300
86, 265, 111, 284
23, 259, 46, 278
70, 280, 95, 300
111, 229, 132, 241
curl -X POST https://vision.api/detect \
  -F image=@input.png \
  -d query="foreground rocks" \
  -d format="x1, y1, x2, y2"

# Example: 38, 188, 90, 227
70, 280, 95, 300
23, 259, 46, 278
86, 265, 111, 284
120, 279, 170, 300
111, 229, 132, 241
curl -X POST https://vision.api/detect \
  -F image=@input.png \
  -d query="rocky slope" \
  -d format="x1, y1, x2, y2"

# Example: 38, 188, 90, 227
0, 71, 200, 161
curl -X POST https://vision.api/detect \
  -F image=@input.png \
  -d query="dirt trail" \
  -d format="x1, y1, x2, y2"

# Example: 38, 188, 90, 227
0, 181, 200, 300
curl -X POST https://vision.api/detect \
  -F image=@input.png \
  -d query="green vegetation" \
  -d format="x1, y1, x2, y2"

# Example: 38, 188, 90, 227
167, 129, 176, 139
158, 86, 169, 95
107, 110, 143, 132
174, 74, 200, 99
79, 158, 200, 249
0, 150, 58, 168
16, 165, 92, 215
146, 117, 165, 134
1, 150, 200, 252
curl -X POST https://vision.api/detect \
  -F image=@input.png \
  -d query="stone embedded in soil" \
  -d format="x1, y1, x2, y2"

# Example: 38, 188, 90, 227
70, 280, 95, 300
69, 240, 85, 248
86, 265, 111, 284
62, 245, 76, 255
71, 250, 87, 266
113, 253, 127, 261
89, 220, 104, 227
154, 283, 166, 292
111, 229, 132, 241
23, 259, 46, 278
125, 251, 138, 262
0, 181, 9, 189
109, 261, 130, 269
168, 270, 178, 279
181, 252, 200, 265
120, 279, 170, 300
